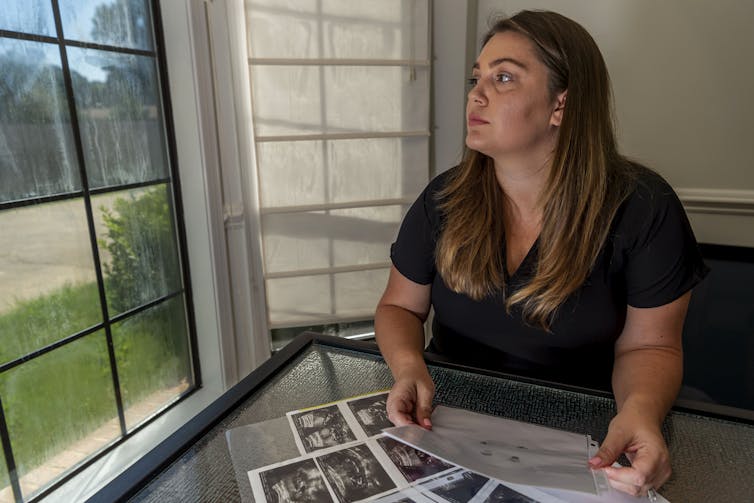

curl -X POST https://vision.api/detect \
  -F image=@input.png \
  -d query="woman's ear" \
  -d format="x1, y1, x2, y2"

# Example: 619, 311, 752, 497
550, 90, 567, 127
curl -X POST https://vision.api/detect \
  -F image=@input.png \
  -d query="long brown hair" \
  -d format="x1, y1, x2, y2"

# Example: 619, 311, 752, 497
435, 10, 637, 330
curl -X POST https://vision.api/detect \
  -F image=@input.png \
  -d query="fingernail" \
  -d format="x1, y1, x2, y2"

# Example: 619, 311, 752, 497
588, 456, 602, 466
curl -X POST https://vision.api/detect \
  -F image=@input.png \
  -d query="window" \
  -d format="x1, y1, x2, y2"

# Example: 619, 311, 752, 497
244, 0, 431, 348
0, 1, 197, 501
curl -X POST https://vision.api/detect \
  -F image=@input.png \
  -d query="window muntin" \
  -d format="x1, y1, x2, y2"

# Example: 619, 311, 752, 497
0, 1, 196, 500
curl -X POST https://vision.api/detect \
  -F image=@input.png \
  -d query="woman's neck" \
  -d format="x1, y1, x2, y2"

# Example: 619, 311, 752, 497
494, 157, 550, 224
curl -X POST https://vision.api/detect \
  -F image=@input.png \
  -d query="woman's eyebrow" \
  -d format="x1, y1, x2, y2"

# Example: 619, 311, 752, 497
472, 57, 528, 71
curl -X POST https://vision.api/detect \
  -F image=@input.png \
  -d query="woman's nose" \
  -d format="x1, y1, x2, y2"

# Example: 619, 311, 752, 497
468, 83, 486, 105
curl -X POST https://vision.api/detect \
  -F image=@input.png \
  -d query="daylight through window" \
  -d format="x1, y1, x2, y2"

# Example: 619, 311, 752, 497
0, 1, 197, 501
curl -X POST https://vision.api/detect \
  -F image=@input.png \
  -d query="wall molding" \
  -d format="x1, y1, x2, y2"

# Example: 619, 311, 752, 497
676, 188, 754, 216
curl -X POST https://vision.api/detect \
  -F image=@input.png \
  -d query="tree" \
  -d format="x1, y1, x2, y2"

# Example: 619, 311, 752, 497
90, 0, 151, 50
100, 186, 180, 314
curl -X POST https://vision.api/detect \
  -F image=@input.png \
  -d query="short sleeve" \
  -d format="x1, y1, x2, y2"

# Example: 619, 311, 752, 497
619, 173, 709, 308
390, 173, 447, 285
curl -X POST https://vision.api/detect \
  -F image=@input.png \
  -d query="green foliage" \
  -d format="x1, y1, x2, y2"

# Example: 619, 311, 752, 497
0, 57, 69, 125
0, 285, 191, 489
100, 187, 180, 314
114, 298, 191, 409
0, 283, 101, 365
91, 0, 150, 50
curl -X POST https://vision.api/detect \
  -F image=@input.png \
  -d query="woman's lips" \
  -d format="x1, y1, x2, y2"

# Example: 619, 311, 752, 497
467, 115, 488, 126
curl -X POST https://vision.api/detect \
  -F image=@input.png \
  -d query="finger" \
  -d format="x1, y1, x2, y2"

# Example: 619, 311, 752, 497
609, 480, 656, 499
386, 396, 417, 426
628, 450, 671, 489
389, 410, 417, 426
606, 477, 642, 497
415, 406, 433, 429
589, 429, 630, 468
414, 384, 435, 429
603, 466, 649, 491
604, 466, 659, 498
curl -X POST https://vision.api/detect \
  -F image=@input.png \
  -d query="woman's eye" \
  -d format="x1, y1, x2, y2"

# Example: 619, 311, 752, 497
495, 73, 512, 83
467, 77, 479, 87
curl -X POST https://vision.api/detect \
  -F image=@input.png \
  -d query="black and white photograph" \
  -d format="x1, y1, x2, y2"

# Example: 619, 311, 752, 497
253, 458, 332, 503
289, 404, 359, 454
420, 470, 489, 503
346, 392, 392, 437
479, 483, 540, 503
376, 436, 455, 483
316, 443, 397, 503
371, 486, 437, 503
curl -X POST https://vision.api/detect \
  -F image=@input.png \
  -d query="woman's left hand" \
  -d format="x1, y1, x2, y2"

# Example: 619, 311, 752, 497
588, 407, 671, 497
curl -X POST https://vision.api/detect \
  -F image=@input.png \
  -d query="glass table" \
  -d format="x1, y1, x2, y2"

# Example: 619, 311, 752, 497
89, 333, 754, 502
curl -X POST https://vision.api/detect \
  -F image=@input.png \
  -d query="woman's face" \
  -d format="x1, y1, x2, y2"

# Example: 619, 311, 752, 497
465, 31, 564, 165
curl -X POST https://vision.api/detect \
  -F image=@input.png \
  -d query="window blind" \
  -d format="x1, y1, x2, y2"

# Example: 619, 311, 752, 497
244, 0, 431, 329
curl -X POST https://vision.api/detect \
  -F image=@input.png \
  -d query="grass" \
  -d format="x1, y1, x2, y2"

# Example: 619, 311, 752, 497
0, 283, 102, 365
0, 282, 191, 490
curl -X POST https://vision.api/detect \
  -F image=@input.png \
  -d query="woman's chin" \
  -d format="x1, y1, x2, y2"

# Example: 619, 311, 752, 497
465, 136, 485, 151
465, 139, 492, 158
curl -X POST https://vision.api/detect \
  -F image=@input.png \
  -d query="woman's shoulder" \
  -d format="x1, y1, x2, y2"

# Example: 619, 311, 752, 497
620, 164, 682, 218
415, 165, 460, 211
426, 165, 460, 193
612, 163, 688, 245
627, 164, 678, 202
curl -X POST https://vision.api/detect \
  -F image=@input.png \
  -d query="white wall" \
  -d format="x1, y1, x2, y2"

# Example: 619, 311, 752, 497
464, 0, 754, 246
432, 0, 475, 175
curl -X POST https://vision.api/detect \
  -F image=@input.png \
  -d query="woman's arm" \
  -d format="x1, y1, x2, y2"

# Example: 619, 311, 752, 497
375, 265, 434, 427
590, 290, 691, 496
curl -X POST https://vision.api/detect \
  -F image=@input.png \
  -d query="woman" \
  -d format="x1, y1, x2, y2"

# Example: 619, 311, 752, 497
374, 10, 707, 498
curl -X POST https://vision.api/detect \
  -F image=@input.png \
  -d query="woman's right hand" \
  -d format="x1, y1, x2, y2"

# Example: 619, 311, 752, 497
386, 366, 435, 429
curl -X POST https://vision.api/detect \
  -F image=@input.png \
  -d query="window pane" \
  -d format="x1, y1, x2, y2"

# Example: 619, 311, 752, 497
0, 199, 99, 366
0, 38, 80, 203
251, 66, 429, 136
59, 0, 154, 51
270, 319, 374, 351
247, 0, 429, 60
0, 0, 56, 36
257, 137, 428, 208
0, 331, 119, 500
266, 268, 388, 326
93, 185, 181, 316
112, 296, 192, 431
262, 205, 405, 273
68, 47, 168, 189
0, 445, 10, 503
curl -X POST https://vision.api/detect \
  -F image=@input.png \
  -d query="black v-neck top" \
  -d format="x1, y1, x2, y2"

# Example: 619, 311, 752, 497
390, 166, 708, 391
